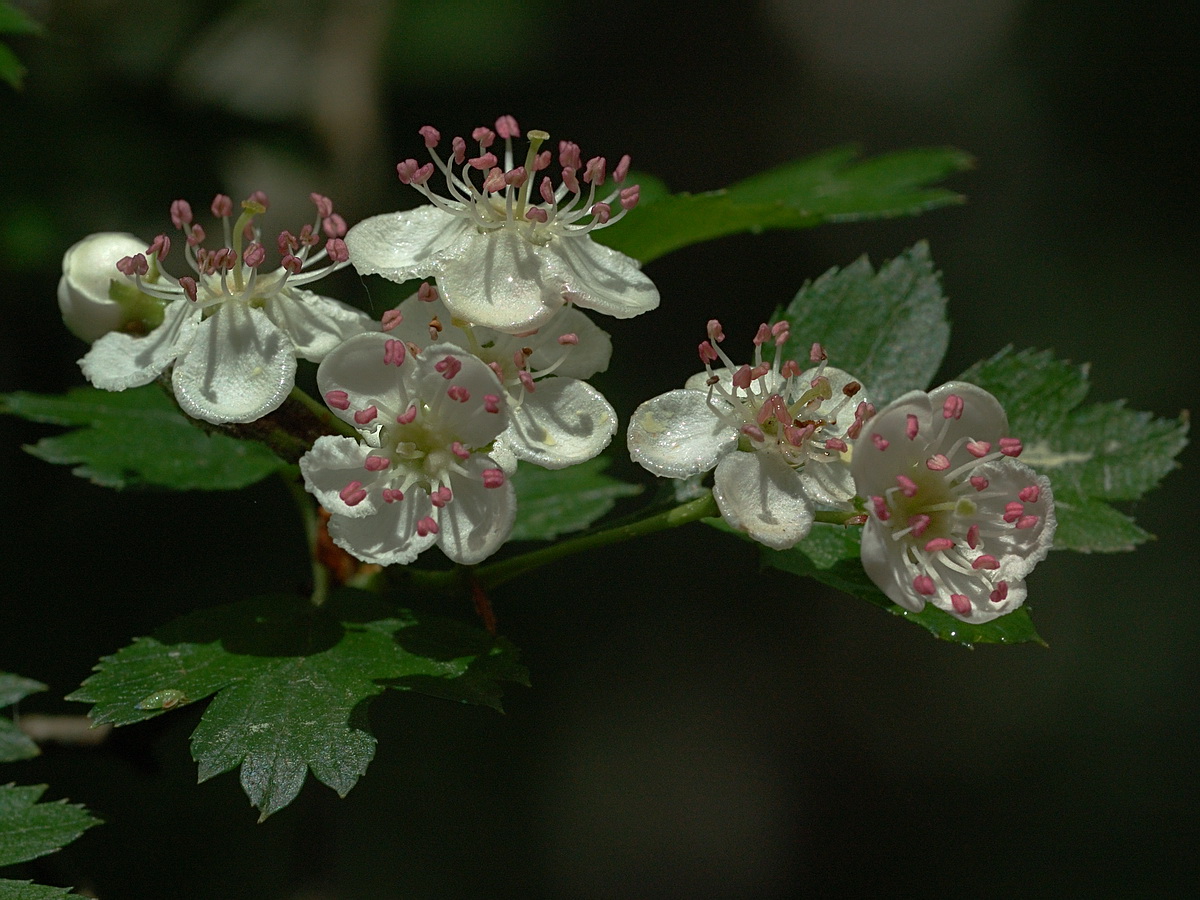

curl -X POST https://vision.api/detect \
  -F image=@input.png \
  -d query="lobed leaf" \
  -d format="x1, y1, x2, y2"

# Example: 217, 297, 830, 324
595, 146, 972, 263
0, 675, 44, 763
0, 880, 80, 899
778, 242, 950, 403
959, 347, 1188, 551
1, 386, 287, 490
69, 591, 527, 820
0, 785, 99, 868
509, 457, 642, 542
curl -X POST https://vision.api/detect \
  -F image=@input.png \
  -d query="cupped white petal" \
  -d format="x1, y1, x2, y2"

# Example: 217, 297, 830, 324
627, 389, 738, 478
859, 520, 925, 612
437, 229, 567, 333
329, 488, 437, 566
523, 306, 612, 380
316, 332, 413, 428
79, 298, 199, 391
299, 436, 381, 517
929, 381, 1009, 452
851, 388, 935, 495
265, 288, 374, 362
971, 461, 1057, 578
550, 234, 660, 320
411, 343, 508, 448
58, 232, 146, 342
495, 377, 616, 469
172, 303, 297, 424
345, 206, 471, 281
712, 451, 814, 550
799, 458, 857, 507
438, 456, 516, 565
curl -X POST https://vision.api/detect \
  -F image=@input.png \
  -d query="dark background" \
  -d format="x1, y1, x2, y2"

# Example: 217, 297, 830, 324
1, 1, 1196, 896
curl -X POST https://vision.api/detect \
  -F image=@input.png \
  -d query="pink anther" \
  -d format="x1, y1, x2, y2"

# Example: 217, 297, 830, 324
753, 323, 771, 346
913, 575, 936, 596
966, 441, 991, 458
969, 476, 989, 491
619, 186, 640, 210
170, 199, 193, 228
518, 371, 536, 393
534, 150, 551, 171
211, 247, 236, 270
396, 159, 420, 184
613, 155, 632, 183
999, 437, 1023, 457
1019, 485, 1041, 503
926, 454, 951, 471
384, 339, 406, 367
553, 334, 578, 348
247, 190, 270, 210
382, 488, 404, 503
561, 166, 580, 194
967, 524, 980, 549
179, 276, 198, 302
277, 231, 298, 255
825, 437, 848, 453
242, 242, 266, 268
909, 514, 931, 537
417, 281, 439, 302
397, 405, 417, 425
116, 254, 148, 277
281, 254, 303, 275
450, 441, 470, 461
809, 342, 826, 363
483, 394, 502, 414
1002, 501, 1024, 523
147, 234, 171, 260
482, 468, 505, 489
989, 582, 1009, 603
526, 207, 549, 223
381, 308, 403, 332
1015, 515, 1039, 530
905, 414, 920, 440
354, 405, 378, 425
539, 176, 556, 205
780, 360, 801, 379
451, 136, 466, 165
590, 202, 612, 224
487, 361, 504, 381
187, 224, 206, 246
925, 537, 954, 552
416, 516, 439, 537
706, 319, 725, 342
364, 455, 389, 472
472, 126, 495, 148
872, 433, 890, 451
298, 224, 318, 247
323, 214, 348, 239
419, 125, 441, 148
435, 355, 462, 379
758, 394, 792, 426
584, 156, 606, 185
505, 166, 528, 188
731, 365, 752, 390
559, 141, 582, 169
495, 115, 520, 139
897, 475, 918, 497
210, 194, 233, 217
447, 385, 470, 402
310, 193, 333, 218
972, 554, 1000, 570
741, 424, 766, 442
750, 362, 770, 381
324, 390, 350, 410
469, 153, 497, 171
950, 594, 971, 616
942, 394, 964, 420
482, 167, 506, 193
339, 481, 367, 507
431, 486, 454, 507
871, 496, 890, 521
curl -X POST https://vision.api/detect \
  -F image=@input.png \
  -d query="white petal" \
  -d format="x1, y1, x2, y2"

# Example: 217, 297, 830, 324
265, 288, 374, 362
495, 377, 616, 469
329, 488, 437, 566
851, 388, 934, 496
627, 389, 737, 478
799, 458, 857, 507
712, 451, 814, 550
316, 332, 412, 428
551, 234, 660, 319
411, 343, 509, 447
345, 207, 470, 281
522, 306, 612, 380
299, 436, 381, 517
972, 462, 1057, 578
438, 457, 516, 565
58, 232, 147, 342
387, 294, 473, 349
859, 520, 926, 613
437, 229, 567, 333
172, 303, 296, 424
79, 299, 199, 391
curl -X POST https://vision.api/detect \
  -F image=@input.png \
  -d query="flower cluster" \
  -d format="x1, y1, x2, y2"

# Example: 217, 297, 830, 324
627, 319, 874, 549
72, 192, 372, 424
345, 117, 659, 334
853, 382, 1055, 623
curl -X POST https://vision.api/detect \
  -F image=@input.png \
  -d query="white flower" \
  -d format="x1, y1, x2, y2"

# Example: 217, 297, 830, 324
58, 232, 166, 342
627, 320, 874, 550
78, 192, 373, 424
852, 382, 1055, 624
300, 332, 515, 566
345, 116, 659, 334
378, 286, 616, 472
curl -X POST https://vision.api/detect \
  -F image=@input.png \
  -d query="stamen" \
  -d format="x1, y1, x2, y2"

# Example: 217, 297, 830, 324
416, 516, 439, 537
339, 481, 367, 506
482, 468, 505, 488
913, 575, 936, 596
447, 385, 470, 402
950, 594, 971, 616
1019, 485, 1041, 503
384, 339, 406, 366
364, 455, 389, 472
972, 555, 1000, 570
906, 414, 920, 440
325, 390, 350, 410
354, 406, 378, 425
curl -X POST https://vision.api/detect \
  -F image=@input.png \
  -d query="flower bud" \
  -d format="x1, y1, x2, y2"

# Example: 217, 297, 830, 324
57, 232, 159, 342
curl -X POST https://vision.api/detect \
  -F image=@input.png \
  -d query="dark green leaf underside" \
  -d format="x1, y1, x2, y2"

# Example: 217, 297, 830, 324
509, 457, 642, 541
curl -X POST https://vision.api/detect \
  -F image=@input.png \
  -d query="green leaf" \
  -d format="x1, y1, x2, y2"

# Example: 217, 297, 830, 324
0, 785, 99, 868
595, 146, 972, 263
0, 4, 43, 35
0, 386, 288, 490
0, 879, 81, 899
509, 457, 642, 541
0, 41, 25, 90
764, 542, 1044, 646
958, 347, 1188, 551
778, 242, 949, 403
0, 675, 44, 763
68, 591, 527, 820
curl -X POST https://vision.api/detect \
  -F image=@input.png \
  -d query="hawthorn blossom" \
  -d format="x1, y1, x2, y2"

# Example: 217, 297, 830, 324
300, 332, 515, 566
378, 287, 616, 471
627, 320, 874, 549
345, 116, 659, 334
852, 382, 1055, 624
78, 192, 372, 424
58, 232, 166, 342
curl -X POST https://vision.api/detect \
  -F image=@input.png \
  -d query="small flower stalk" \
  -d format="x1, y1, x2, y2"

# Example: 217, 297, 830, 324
346, 116, 660, 334
378, 287, 617, 472
76, 192, 372, 424
299, 332, 516, 566
852, 382, 1055, 624
627, 320, 874, 549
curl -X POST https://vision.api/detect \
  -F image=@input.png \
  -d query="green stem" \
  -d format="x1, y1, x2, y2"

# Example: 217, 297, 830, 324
474, 491, 719, 591
283, 473, 329, 607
